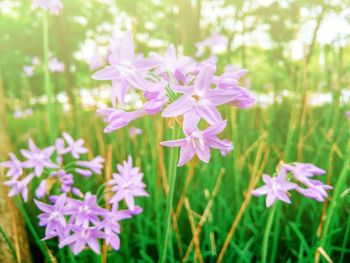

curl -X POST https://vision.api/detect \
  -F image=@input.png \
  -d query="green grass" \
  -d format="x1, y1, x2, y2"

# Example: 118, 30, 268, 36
4, 97, 350, 262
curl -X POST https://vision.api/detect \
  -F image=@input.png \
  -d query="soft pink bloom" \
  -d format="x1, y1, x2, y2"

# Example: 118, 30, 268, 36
252, 174, 297, 207
76, 156, 105, 175
162, 64, 251, 129
195, 32, 228, 57
59, 225, 105, 255
36, 179, 48, 198
143, 79, 168, 115
92, 32, 158, 106
4, 174, 35, 202
108, 156, 148, 211
98, 108, 147, 133
89, 49, 104, 71
1, 153, 23, 178
150, 44, 194, 77
35, 193, 68, 240
21, 139, 58, 177
160, 121, 233, 166
55, 132, 89, 159
282, 163, 332, 202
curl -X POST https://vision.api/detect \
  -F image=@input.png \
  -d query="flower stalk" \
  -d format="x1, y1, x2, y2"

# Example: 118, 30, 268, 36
161, 124, 180, 262
43, 11, 56, 144
261, 202, 277, 263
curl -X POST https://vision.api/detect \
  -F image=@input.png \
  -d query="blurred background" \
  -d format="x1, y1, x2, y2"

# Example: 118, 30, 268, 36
1, 0, 350, 262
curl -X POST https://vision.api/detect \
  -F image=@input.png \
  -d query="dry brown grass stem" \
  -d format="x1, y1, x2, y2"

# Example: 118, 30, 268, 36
184, 198, 204, 263
182, 168, 225, 262
216, 143, 270, 263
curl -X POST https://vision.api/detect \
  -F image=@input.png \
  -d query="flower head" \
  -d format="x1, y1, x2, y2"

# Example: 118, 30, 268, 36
162, 64, 253, 129
92, 32, 158, 106
35, 193, 68, 239
66, 193, 107, 227
55, 132, 89, 159
161, 121, 233, 166
76, 156, 105, 175
108, 156, 148, 211
98, 108, 147, 133
21, 139, 57, 176
4, 174, 35, 202
252, 173, 297, 207
59, 225, 105, 255
1, 153, 23, 178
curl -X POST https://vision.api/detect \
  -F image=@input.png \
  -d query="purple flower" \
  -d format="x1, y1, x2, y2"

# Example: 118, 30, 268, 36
108, 156, 148, 211
150, 44, 194, 77
143, 79, 169, 115
346, 112, 350, 119
4, 174, 35, 202
160, 121, 233, 166
128, 127, 143, 138
220, 139, 234, 156
21, 139, 57, 177
23, 66, 34, 77
252, 173, 297, 207
51, 170, 74, 193
32, 0, 63, 15
162, 64, 250, 129
66, 193, 107, 226
282, 163, 332, 202
1, 153, 23, 178
92, 32, 158, 106
282, 163, 325, 184
48, 57, 65, 72
295, 181, 333, 202
76, 156, 105, 175
195, 32, 228, 57
35, 194, 68, 239
98, 209, 132, 250
35, 179, 48, 198
98, 108, 147, 133
55, 132, 89, 159
89, 49, 104, 71
59, 225, 105, 255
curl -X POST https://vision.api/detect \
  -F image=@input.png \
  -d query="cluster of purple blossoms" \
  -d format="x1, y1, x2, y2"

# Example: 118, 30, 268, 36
34, 156, 147, 255
252, 162, 333, 207
1, 132, 104, 201
32, 0, 63, 15
92, 32, 255, 166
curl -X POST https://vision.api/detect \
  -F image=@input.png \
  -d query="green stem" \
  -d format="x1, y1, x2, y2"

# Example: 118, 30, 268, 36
0, 225, 18, 262
319, 146, 350, 251
43, 11, 56, 144
16, 198, 52, 263
261, 202, 277, 263
160, 125, 180, 263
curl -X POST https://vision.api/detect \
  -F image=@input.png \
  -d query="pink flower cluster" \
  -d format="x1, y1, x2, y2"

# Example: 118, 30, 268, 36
252, 162, 333, 207
35, 156, 147, 255
1, 132, 104, 201
92, 32, 255, 166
